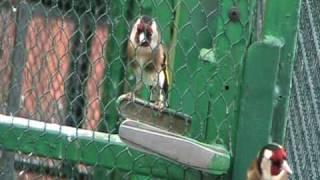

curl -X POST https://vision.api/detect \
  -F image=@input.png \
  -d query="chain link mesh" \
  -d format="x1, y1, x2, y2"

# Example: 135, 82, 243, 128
285, 0, 320, 179
0, 0, 249, 179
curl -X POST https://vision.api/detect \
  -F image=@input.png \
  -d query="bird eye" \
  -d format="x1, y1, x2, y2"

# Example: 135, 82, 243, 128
137, 24, 144, 33
137, 28, 143, 33
283, 155, 287, 160
146, 27, 153, 36
272, 160, 282, 167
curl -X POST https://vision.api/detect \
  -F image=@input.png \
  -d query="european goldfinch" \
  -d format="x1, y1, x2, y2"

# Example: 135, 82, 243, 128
247, 143, 292, 180
127, 15, 169, 109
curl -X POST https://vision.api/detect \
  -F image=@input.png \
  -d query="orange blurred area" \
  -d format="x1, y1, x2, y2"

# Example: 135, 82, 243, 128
0, 14, 109, 179
21, 16, 74, 124
19, 16, 107, 129
84, 25, 108, 130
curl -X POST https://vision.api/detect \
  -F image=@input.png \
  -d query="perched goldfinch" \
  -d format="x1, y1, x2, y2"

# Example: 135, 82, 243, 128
247, 143, 293, 180
127, 15, 169, 108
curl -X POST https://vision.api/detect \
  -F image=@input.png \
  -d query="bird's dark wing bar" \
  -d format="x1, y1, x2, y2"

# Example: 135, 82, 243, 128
119, 119, 231, 175
116, 94, 191, 135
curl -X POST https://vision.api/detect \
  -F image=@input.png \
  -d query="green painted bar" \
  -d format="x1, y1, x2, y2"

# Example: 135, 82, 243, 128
232, 41, 282, 180
262, 0, 301, 144
102, 0, 130, 133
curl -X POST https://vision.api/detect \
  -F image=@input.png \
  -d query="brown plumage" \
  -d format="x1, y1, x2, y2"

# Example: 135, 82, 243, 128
247, 144, 292, 180
247, 159, 263, 180
127, 15, 169, 108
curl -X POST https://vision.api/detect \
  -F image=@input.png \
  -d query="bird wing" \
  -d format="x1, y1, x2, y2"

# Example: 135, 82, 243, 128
127, 40, 136, 64
153, 44, 170, 92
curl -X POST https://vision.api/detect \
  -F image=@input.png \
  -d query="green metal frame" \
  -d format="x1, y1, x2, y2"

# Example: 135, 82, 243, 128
0, 0, 301, 179
232, 0, 301, 179
0, 115, 186, 179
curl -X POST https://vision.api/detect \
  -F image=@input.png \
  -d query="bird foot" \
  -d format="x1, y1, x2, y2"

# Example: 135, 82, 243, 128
125, 92, 136, 102
152, 101, 167, 112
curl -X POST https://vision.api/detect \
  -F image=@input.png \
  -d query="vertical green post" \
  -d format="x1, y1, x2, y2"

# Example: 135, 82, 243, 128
232, 0, 301, 179
102, 0, 129, 133
232, 41, 282, 180
263, 0, 301, 144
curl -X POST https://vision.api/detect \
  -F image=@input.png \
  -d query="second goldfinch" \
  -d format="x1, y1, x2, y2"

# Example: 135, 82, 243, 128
247, 143, 292, 180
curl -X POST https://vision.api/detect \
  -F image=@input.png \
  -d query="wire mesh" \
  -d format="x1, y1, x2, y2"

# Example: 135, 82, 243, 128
285, 0, 320, 179
0, 0, 250, 179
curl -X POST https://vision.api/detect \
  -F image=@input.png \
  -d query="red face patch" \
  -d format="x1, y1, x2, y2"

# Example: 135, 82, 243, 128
137, 23, 144, 33
135, 22, 153, 46
270, 148, 287, 175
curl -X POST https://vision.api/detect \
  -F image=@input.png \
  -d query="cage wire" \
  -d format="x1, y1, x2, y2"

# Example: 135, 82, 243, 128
0, 0, 250, 179
285, 0, 320, 179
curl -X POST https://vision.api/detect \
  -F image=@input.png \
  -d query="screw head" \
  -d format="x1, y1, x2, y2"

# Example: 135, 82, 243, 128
229, 7, 240, 22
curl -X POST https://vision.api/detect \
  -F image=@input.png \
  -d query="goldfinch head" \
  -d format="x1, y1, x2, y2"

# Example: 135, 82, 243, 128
129, 15, 160, 49
257, 143, 292, 178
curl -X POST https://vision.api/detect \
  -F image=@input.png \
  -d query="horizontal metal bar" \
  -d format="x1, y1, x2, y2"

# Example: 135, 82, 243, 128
0, 114, 186, 179
14, 154, 91, 178
14, 153, 64, 171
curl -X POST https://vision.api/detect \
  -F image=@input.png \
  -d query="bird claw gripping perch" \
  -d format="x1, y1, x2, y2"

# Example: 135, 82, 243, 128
118, 119, 231, 175
124, 91, 136, 103
116, 93, 191, 134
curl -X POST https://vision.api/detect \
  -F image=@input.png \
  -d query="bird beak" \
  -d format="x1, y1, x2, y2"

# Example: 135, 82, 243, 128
139, 33, 147, 44
282, 160, 293, 174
